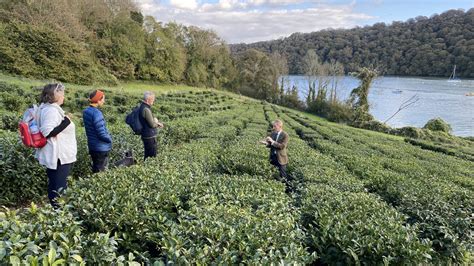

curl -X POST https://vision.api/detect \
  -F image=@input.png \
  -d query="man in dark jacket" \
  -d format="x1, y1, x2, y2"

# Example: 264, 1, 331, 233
83, 90, 112, 173
139, 91, 164, 160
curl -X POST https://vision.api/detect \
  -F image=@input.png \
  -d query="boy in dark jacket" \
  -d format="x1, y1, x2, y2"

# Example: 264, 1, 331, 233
83, 90, 112, 173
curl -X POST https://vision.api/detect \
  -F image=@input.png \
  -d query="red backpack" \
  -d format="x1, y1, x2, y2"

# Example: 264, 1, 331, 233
19, 105, 47, 148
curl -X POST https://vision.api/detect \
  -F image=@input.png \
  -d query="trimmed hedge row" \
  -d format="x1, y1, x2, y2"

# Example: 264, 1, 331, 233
264, 106, 434, 264
276, 106, 473, 263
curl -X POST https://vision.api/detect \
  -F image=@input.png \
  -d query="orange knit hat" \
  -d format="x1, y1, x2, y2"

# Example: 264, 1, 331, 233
89, 90, 104, 103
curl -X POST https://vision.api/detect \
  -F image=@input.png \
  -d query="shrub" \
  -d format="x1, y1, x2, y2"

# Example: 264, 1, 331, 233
423, 117, 452, 133
0, 130, 46, 205
1, 93, 25, 112
301, 184, 433, 265
64, 155, 312, 264
0, 203, 133, 264
357, 120, 392, 133
393, 126, 425, 138
0, 113, 19, 131
0, 22, 115, 85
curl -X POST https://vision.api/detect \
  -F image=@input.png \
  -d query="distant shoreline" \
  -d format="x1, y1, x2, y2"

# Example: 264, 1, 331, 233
283, 74, 474, 81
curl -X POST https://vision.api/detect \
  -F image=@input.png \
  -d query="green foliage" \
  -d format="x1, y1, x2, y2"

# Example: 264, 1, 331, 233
1, 77, 472, 264
301, 185, 433, 264
349, 67, 378, 123
355, 120, 392, 133
0, 113, 19, 131
394, 126, 425, 139
1, 91, 28, 112
279, 109, 473, 263
231, 9, 474, 78
94, 15, 146, 80
423, 117, 452, 133
234, 49, 280, 101
0, 3, 234, 87
306, 97, 353, 123
280, 85, 304, 109
0, 22, 115, 85
0, 203, 130, 264
0, 130, 46, 206
184, 27, 235, 89
219, 132, 274, 177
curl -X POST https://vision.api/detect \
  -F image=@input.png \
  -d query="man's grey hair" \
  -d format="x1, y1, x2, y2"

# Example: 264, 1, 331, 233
143, 91, 155, 100
273, 119, 283, 126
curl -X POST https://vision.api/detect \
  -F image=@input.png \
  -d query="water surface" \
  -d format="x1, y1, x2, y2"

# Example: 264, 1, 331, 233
284, 75, 474, 137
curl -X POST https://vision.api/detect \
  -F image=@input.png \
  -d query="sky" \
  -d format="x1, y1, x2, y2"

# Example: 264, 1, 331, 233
135, 0, 474, 44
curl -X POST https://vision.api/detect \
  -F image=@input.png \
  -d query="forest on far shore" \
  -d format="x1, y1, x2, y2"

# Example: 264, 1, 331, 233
231, 8, 474, 78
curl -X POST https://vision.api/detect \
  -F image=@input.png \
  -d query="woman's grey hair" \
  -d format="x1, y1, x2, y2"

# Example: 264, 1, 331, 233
143, 91, 155, 100
40, 83, 65, 104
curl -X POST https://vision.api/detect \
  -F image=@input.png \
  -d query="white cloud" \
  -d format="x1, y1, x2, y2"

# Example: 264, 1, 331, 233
201, 0, 317, 11
169, 0, 198, 10
135, 0, 373, 43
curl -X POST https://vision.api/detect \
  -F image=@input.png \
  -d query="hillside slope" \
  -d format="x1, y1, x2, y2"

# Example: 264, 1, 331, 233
0, 75, 472, 264
231, 9, 474, 78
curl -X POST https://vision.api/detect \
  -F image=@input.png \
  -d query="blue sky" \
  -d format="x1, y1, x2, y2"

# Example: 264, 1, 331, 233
136, 0, 474, 43
352, 0, 473, 25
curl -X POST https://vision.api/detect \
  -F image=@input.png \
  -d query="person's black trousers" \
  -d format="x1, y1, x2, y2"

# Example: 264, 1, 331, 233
90, 151, 109, 173
46, 160, 72, 208
142, 137, 157, 160
271, 156, 290, 180
277, 163, 289, 180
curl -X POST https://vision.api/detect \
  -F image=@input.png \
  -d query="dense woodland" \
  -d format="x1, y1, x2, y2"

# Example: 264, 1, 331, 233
231, 9, 474, 78
0, 0, 236, 87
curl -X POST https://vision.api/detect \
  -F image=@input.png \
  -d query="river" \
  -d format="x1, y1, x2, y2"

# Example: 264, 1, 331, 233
284, 75, 474, 137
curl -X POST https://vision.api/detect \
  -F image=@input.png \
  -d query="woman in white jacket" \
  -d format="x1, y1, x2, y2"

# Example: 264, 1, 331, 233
36, 83, 77, 207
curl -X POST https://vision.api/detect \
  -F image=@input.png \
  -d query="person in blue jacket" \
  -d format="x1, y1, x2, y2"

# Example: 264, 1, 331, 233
83, 90, 112, 173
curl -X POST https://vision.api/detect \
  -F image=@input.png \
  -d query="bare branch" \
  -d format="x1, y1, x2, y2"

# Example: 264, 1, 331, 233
384, 94, 420, 124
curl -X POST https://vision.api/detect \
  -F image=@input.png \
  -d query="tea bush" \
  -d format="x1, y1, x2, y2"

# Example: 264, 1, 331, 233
62, 113, 313, 264
300, 184, 433, 265
1, 80, 472, 264
278, 106, 473, 263
0, 130, 46, 206
0, 203, 136, 264
0, 113, 19, 131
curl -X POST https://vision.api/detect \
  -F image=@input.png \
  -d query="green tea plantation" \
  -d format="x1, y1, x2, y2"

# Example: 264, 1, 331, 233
0, 78, 472, 265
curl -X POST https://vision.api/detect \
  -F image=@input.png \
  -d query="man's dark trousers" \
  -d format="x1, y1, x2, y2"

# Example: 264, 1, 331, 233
143, 137, 157, 160
271, 155, 290, 184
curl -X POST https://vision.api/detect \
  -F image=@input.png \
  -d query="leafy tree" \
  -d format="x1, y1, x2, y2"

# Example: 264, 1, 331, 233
137, 17, 186, 82
184, 26, 234, 88
93, 14, 146, 80
234, 49, 280, 101
349, 68, 378, 123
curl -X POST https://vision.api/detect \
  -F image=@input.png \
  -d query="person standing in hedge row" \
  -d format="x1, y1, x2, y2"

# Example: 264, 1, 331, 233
83, 90, 112, 173
139, 91, 164, 160
36, 83, 77, 208
260, 119, 291, 190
